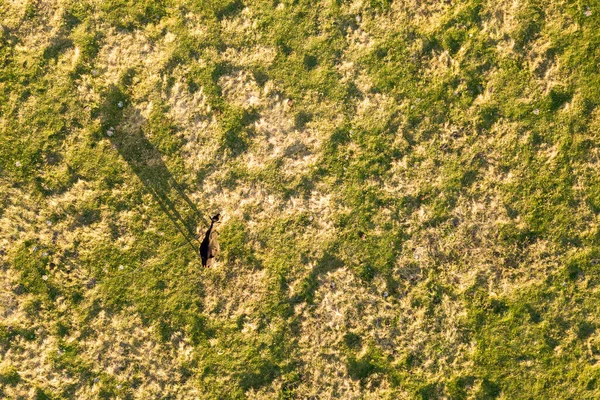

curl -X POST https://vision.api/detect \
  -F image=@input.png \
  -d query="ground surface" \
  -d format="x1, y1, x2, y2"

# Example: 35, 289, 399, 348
1, 0, 600, 399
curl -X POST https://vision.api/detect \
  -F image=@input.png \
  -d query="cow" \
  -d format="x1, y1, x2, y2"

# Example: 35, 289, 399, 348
200, 213, 220, 267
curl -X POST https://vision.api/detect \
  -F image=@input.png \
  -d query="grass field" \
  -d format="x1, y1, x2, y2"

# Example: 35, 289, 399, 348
1, 0, 600, 398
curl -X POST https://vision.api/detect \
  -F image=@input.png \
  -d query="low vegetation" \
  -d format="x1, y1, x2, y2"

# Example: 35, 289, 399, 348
1, 0, 599, 398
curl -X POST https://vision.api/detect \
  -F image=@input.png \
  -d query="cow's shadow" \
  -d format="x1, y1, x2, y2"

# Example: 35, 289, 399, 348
99, 84, 202, 253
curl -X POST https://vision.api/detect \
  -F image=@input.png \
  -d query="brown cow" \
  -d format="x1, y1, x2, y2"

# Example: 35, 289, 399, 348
200, 213, 220, 267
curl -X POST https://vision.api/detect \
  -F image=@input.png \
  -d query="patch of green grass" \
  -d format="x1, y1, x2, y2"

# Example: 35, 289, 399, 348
346, 346, 386, 385
511, 1, 545, 51
343, 332, 362, 350
0, 365, 21, 386
446, 375, 475, 400
11, 243, 60, 301
146, 100, 184, 156
34, 387, 56, 400
219, 218, 259, 266
185, 61, 228, 107
347, 354, 378, 382
218, 104, 259, 157
70, 22, 101, 62
465, 264, 600, 397
99, 0, 167, 31
360, 32, 418, 98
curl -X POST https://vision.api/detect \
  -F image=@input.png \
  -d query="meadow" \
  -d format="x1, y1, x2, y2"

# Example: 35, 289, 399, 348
1, 0, 600, 398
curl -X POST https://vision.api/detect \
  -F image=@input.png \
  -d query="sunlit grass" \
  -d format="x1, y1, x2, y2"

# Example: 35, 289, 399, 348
1, 0, 600, 398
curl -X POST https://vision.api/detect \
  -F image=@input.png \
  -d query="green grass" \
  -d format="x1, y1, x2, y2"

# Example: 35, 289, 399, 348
1, 0, 600, 398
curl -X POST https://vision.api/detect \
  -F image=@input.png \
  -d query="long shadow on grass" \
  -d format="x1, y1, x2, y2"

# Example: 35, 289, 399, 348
99, 85, 202, 253
113, 129, 201, 250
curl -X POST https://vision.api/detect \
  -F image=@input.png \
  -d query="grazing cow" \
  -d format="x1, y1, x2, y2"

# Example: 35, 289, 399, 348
200, 213, 220, 267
